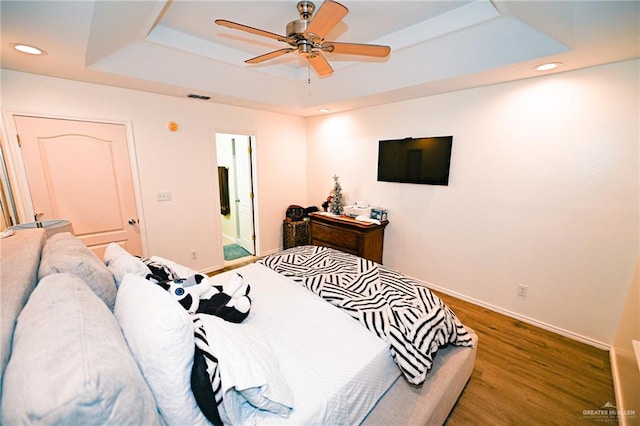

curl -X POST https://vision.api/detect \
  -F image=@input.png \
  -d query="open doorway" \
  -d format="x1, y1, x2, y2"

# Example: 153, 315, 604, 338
215, 133, 256, 263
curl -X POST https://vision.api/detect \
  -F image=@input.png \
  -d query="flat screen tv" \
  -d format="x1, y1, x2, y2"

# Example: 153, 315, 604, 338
377, 136, 453, 185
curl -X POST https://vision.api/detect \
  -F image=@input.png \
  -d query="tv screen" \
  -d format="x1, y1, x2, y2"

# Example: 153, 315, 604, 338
377, 136, 453, 185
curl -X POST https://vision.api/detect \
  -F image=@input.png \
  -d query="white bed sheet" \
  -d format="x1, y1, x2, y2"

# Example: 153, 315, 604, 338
208, 263, 401, 425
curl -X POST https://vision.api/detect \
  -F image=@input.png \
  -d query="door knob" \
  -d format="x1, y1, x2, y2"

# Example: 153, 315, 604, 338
128, 218, 138, 225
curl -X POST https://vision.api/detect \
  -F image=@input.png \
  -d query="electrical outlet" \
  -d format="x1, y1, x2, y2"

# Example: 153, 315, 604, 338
190, 250, 198, 260
157, 192, 172, 201
517, 283, 528, 297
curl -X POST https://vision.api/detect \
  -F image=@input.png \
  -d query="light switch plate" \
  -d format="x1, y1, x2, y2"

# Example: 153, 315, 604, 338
157, 192, 172, 201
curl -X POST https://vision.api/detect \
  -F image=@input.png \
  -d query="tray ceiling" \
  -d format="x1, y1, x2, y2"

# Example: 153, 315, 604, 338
2, 1, 639, 116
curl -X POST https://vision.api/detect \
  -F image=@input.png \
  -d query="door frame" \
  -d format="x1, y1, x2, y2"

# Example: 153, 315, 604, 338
0, 110, 148, 254
212, 129, 260, 258
0, 138, 19, 227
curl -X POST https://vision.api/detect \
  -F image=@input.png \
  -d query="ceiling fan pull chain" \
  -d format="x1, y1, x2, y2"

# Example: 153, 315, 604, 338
307, 59, 311, 85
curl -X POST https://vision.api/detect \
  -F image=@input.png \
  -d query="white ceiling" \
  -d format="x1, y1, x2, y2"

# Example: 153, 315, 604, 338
2, 0, 639, 117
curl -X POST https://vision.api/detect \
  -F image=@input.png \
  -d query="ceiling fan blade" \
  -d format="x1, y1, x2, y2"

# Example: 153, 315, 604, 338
323, 41, 391, 58
215, 19, 286, 42
245, 48, 295, 64
308, 53, 333, 76
304, 0, 348, 41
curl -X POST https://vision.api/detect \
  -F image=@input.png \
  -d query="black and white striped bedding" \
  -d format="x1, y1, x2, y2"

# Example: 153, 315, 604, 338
192, 316, 224, 425
258, 246, 474, 385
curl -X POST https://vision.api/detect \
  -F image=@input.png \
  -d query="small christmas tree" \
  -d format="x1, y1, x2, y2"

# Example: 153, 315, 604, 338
329, 175, 345, 215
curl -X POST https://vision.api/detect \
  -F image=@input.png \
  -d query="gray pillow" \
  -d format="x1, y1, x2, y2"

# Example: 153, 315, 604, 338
1, 273, 163, 426
38, 232, 116, 310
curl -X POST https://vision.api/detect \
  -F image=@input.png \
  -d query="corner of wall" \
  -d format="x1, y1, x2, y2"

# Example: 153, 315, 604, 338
610, 254, 640, 422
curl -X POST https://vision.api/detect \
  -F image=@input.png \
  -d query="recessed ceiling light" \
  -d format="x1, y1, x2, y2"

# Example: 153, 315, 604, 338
11, 43, 46, 55
318, 108, 330, 113
535, 62, 561, 72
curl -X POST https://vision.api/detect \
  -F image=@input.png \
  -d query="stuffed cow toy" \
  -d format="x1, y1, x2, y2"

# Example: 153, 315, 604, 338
150, 272, 252, 323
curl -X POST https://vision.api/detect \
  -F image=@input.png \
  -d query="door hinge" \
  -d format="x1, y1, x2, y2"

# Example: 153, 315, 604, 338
251, 235, 256, 241
248, 146, 252, 154
249, 192, 254, 199
16, 134, 21, 148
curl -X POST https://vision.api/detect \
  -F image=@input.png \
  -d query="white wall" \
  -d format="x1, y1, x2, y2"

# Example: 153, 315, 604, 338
306, 60, 639, 346
0, 70, 307, 271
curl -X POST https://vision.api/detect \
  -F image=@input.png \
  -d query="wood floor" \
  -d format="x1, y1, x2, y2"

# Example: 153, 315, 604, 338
435, 291, 616, 425
210, 260, 616, 425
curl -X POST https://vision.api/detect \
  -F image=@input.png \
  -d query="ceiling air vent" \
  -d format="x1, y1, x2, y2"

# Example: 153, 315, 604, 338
187, 93, 211, 100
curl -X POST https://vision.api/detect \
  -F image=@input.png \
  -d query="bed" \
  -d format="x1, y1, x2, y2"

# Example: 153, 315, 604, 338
168, 245, 478, 425
1, 231, 476, 426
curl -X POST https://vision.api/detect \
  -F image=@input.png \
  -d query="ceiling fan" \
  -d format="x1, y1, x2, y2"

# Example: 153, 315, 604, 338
215, 0, 391, 77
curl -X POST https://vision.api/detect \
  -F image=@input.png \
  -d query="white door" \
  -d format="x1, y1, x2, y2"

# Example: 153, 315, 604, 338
14, 116, 142, 257
234, 136, 255, 255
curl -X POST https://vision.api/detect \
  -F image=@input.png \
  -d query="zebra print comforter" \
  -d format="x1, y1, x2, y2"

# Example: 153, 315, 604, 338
258, 246, 473, 385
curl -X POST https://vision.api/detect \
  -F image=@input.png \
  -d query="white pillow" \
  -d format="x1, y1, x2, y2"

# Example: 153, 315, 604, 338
103, 243, 150, 287
150, 255, 199, 278
114, 274, 209, 426
196, 314, 294, 424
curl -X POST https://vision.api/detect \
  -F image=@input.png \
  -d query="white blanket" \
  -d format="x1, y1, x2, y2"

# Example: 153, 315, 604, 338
214, 263, 400, 425
195, 314, 293, 425
259, 246, 474, 385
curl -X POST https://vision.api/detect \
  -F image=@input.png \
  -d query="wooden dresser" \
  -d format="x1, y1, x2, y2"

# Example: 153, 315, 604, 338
308, 212, 389, 263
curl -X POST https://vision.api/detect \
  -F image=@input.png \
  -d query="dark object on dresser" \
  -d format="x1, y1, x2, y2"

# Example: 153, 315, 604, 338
303, 206, 319, 217
285, 205, 304, 221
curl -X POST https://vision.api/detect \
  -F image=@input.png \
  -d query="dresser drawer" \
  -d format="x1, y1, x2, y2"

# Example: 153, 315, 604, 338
307, 213, 388, 264
311, 222, 358, 250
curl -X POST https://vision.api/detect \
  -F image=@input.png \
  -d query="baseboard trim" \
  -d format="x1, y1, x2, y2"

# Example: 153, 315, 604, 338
418, 279, 610, 350
261, 248, 282, 257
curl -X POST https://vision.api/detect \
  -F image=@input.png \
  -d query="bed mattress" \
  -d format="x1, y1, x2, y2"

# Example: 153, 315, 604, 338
158, 253, 476, 425
208, 263, 401, 425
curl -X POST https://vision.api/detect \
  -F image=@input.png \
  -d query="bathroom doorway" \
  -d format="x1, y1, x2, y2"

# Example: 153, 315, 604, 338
215, 133, 256, 263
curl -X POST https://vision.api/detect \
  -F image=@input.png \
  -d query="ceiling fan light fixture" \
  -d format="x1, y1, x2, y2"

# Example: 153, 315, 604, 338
535, 62, 561, 72
215, 0, 390, 77
297, 39, 313, 54
12, 43, 46, 55
297, 1, 315, 20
